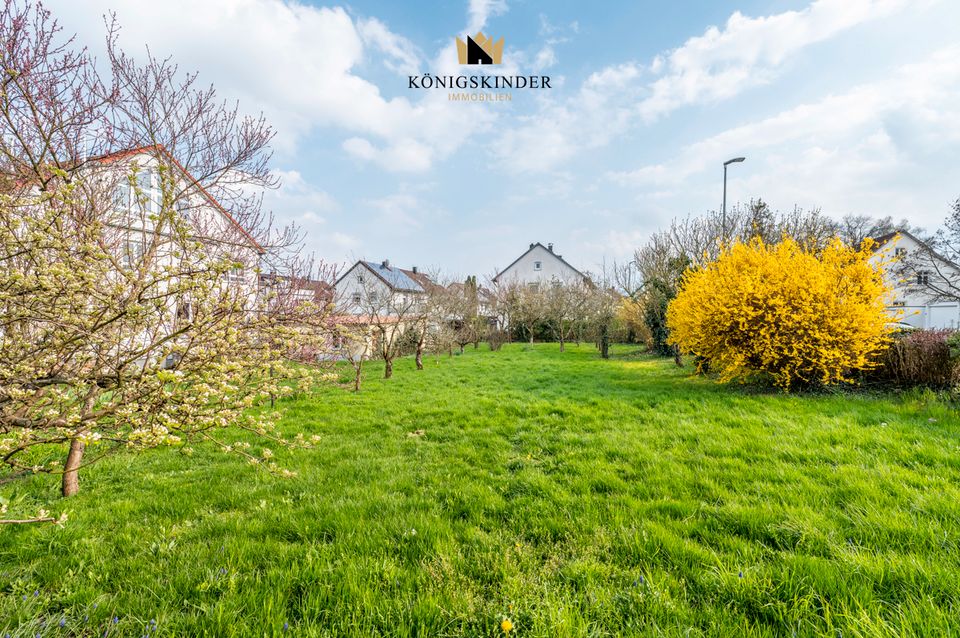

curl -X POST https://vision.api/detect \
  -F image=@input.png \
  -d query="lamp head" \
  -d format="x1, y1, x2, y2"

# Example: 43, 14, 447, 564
724, 157, 746, 166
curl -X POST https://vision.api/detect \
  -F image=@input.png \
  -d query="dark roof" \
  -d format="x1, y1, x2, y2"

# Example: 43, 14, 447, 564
399, 268, 442, 293
334, 260, 426, 293
492, 242, 588, 283
96, 145, 265, 254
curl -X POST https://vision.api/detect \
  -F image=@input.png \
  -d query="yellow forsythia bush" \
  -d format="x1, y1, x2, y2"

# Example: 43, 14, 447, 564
666, 237, 893, 389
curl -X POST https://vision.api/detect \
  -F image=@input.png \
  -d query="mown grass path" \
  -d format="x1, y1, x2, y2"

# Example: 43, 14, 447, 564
2, 344, 959, 636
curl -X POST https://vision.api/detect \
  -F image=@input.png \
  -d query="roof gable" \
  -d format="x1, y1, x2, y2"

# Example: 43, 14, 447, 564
334, 260, 426, 293
873, 229, 960, 271
96, 145, 265, 254
493, 242, 587, 283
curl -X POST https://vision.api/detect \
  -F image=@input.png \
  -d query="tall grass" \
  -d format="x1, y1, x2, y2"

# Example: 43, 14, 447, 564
1, 344, 958, 636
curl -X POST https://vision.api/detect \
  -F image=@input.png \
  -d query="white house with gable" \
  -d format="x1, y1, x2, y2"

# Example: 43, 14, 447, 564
492, 242, 588, 288
871, 230, 960, 329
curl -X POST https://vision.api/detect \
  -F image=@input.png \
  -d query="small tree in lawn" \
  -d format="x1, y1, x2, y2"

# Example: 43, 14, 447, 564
351, 276, 419, 379
0, 2, 333, 506
411, 270, 447, 370
499, 282, 545, 344
585, 283, 621, 359
544, 279, 590, 352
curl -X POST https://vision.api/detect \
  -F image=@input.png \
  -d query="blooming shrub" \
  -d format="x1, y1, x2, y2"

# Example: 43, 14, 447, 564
666, 237, 893, 389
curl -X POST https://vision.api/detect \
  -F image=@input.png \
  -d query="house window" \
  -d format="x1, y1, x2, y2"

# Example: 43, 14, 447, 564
136, 170, 158, 213
357, 273, 364, 284
534, 261, 542, 271
894, 247, 907, 257
892, 301, 906, 307
351, 293, 362, 304
227, 266, 245, 285
113, 183, 130, 210
176, 301, 194, 324
122, 239, 144, 268
916, 271, 930, 285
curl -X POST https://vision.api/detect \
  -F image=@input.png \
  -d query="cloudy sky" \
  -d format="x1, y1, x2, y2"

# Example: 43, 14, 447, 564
48, 0, 960, 278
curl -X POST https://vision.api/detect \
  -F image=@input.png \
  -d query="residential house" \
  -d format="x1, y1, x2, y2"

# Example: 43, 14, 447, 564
98, 145, 265, 300
333, 259, 432, 310
492, 242, 589, 288
331, 260, 434, 359
258, 272, 332, 308
871, 230, 960, 329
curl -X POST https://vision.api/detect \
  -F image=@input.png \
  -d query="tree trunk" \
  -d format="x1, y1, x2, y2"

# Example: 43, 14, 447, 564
415, 339, 424, 370
61, 437, 85, 497
353, 362, 363, 391
559, 333, 565, 352
384, 358, 393, 379
673, 345, 683, 367
601, 333, 610, 359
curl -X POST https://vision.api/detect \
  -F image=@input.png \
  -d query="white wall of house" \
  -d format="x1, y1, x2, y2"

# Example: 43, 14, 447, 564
495, 243, 585, 286
334, 262, 397, 310
871, 233, 960, 329
107, 151, 262, 298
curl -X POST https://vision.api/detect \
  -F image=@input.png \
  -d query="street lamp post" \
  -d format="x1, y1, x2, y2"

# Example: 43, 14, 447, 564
722, 156, 745, 242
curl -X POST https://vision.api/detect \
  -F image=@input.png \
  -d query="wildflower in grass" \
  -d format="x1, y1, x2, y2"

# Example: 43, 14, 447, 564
283, 622, 289, 631
738, 571, 743, 579
501, 618, 513, 633
60, 617, 66, 627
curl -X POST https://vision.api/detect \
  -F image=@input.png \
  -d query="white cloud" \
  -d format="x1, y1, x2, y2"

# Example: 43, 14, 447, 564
262, 169, 337, 224
467, 0, 508, 34
638, 0, 913, 120
612, 46, 960, 187
357, 17, 423, 76
493, 0, 916, 174
494, 63, 643, 173
610, 45, 960, 225
48, 0, 494, 172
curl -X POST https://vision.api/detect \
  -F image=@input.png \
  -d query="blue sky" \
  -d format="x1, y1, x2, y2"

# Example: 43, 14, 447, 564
49, 0, 960, 279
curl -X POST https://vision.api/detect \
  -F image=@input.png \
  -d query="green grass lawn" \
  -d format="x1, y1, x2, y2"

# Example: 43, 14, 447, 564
2, 344, 959, 637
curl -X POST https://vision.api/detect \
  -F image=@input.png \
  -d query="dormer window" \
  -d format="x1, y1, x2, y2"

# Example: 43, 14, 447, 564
894, 247, 907, 257
534, 261, 542, 271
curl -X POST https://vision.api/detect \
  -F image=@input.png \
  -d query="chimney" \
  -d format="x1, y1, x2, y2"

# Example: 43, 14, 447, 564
529, 243, 535, 250
412, 266, 418, 274
548, 243, 554, 252
381, 259, 390, 269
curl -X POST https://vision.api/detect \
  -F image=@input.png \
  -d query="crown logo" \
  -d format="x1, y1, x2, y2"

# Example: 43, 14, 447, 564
456, 32, 503, 65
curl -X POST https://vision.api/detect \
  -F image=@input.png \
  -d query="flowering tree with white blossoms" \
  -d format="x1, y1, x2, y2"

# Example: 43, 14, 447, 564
0, 1, 335, 509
